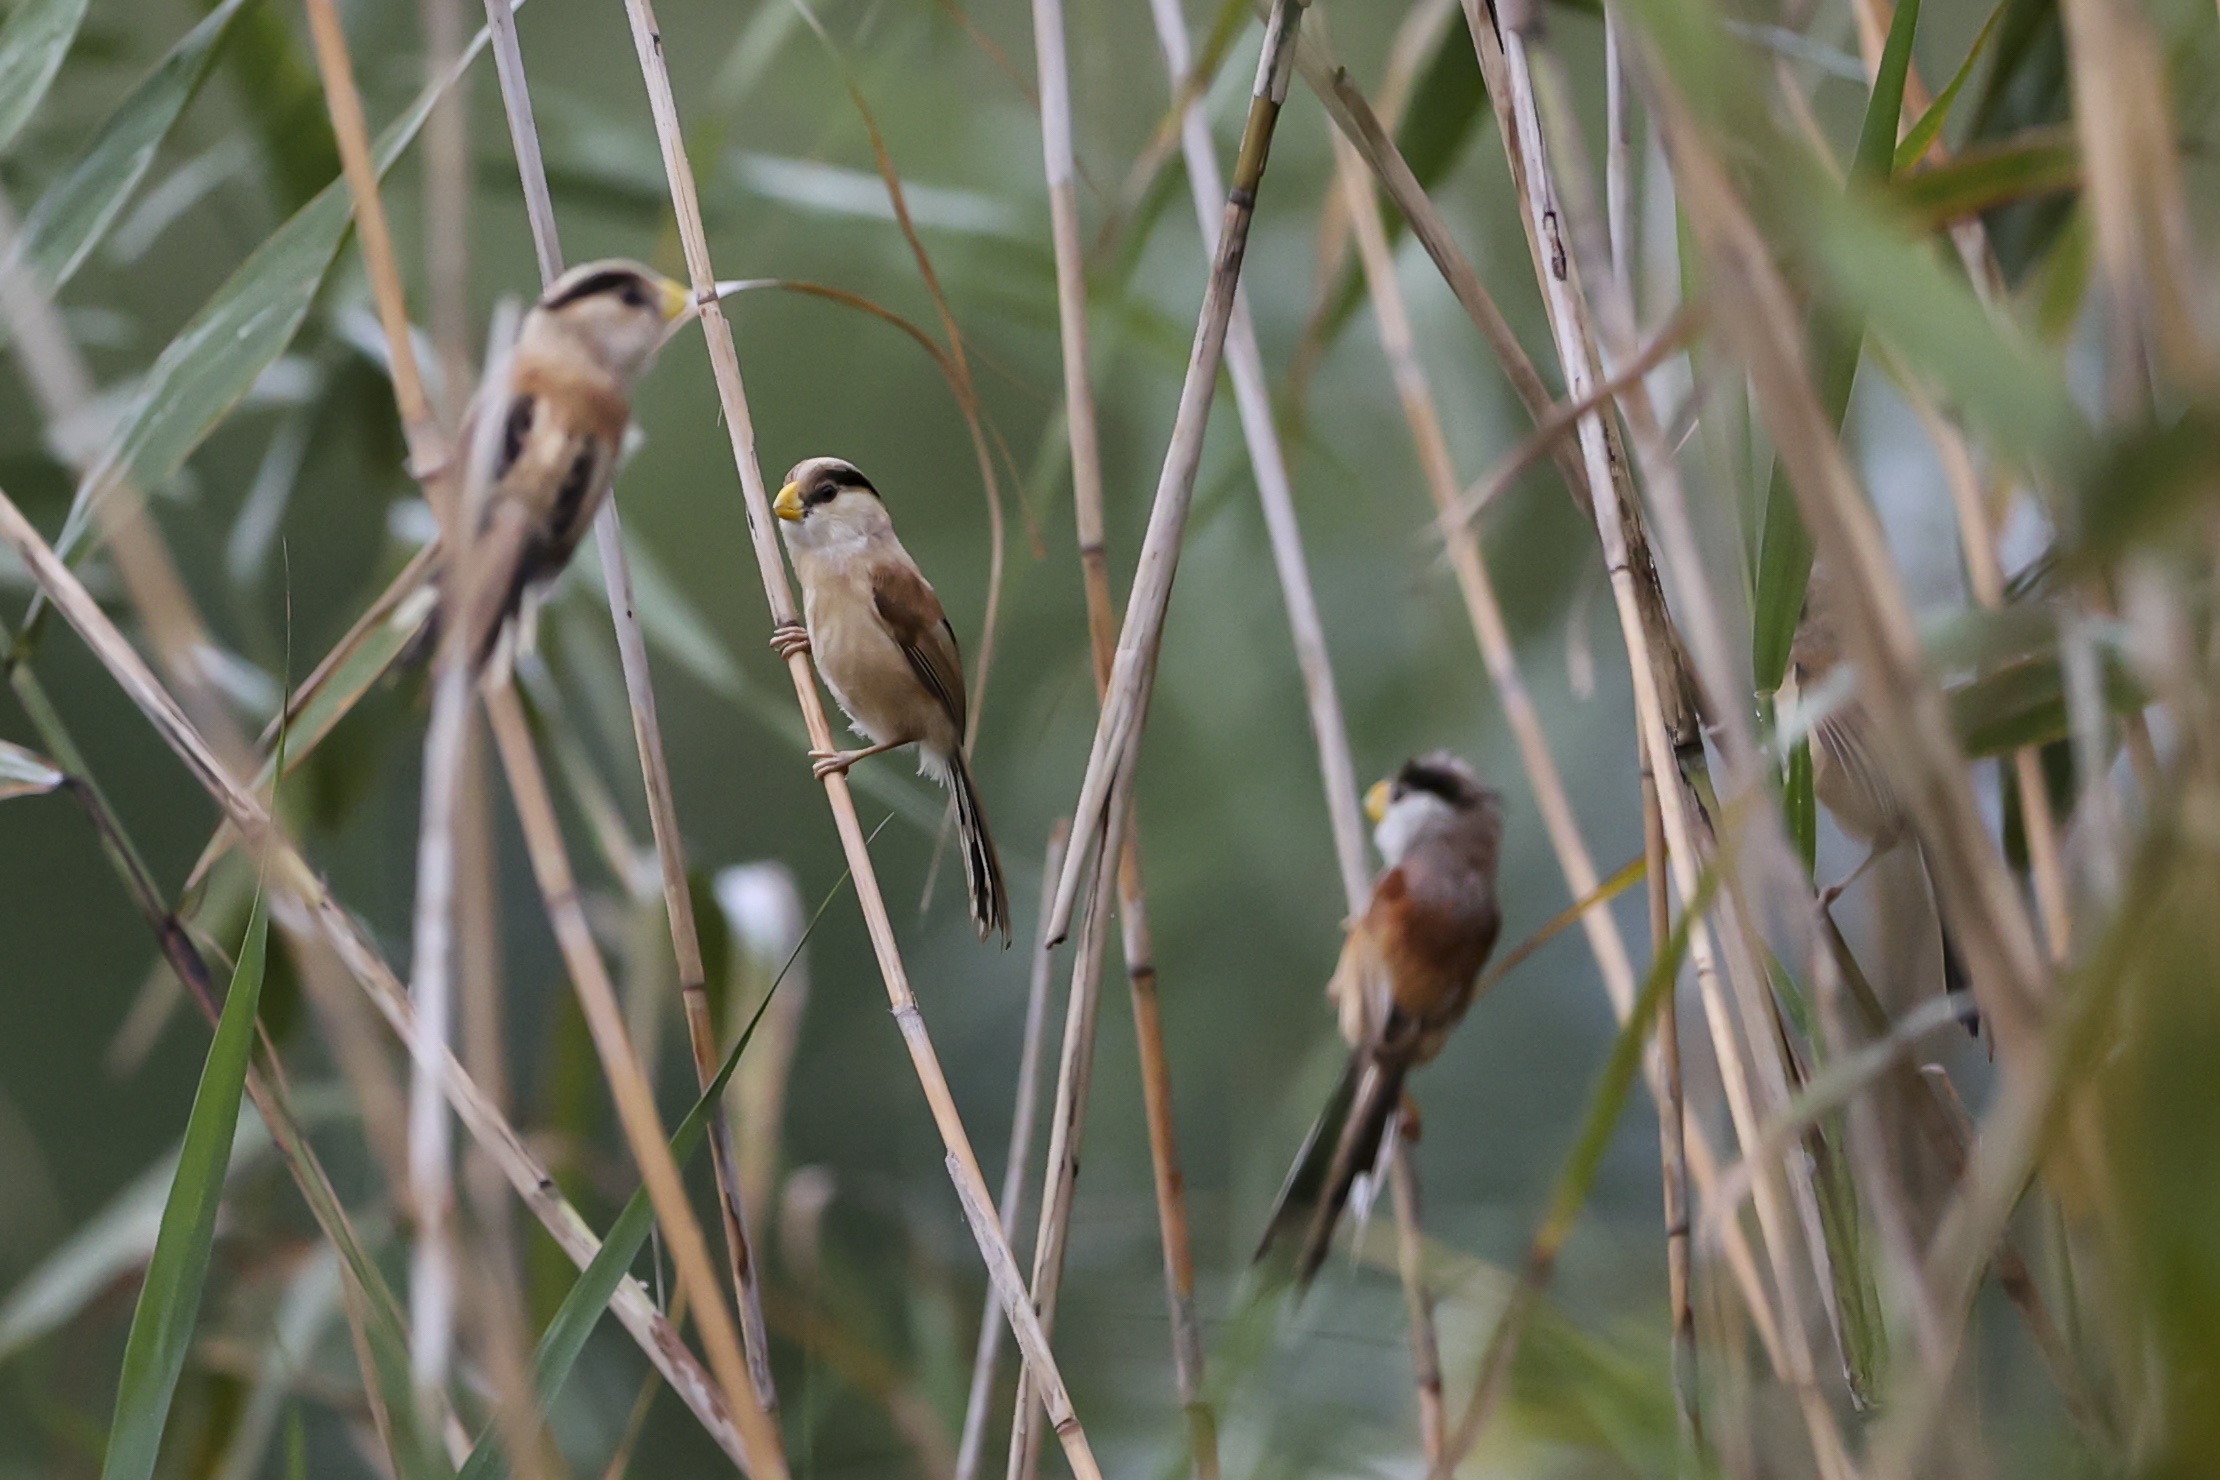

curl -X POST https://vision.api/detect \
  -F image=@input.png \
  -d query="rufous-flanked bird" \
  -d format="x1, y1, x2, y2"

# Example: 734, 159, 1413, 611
439, 258, 692, 668
770, 456, 1011, 943
1257, 751, 1503, 1286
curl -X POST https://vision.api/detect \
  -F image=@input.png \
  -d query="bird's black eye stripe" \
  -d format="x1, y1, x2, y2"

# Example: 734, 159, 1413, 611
543, 269, 648, 311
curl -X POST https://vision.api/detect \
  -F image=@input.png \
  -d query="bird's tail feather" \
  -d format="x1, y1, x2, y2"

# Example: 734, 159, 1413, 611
1255, 1050, 1409, 1289
948, 749, 1010, 944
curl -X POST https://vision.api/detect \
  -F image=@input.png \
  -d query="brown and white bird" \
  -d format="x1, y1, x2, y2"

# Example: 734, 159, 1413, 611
770, 456, 1010, 943
1256, 752, 1503, 1286
1790, 559, 1972, 1022
440, 259, 692, 668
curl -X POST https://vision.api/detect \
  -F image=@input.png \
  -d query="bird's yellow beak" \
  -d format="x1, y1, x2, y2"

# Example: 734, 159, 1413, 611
1364, 779, 1392, 825
774, 481, 805, 522
655, 275, 693, 324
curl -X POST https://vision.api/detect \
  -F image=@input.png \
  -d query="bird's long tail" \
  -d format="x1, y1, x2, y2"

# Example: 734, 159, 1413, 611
947, 748, 1011, 944
1256, 1049, 1410, 1289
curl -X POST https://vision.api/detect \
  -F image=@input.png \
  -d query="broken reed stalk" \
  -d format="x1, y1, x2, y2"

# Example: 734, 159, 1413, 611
615, 4, 1103, 1473
1145, 0, 1369, 910
1640, 748, 1699, 1451
1462, 9, 1852, 1470
1044, 0, 1311, 944
955, 825, 1070, 1480
470, 0, 780, 1401
1332, 125, 1736, 1458
0, 483, 759, 1469
1009, 772, 1133, 1480
480, 680, 787, 1476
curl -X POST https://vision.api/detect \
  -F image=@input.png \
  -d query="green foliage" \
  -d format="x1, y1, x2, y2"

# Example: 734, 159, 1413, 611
7, 0, 249, 302
99, 893, 267, 1480
0, 0, 88, 156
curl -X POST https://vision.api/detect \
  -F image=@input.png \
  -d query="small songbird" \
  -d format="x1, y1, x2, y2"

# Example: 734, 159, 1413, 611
440, 258, 693, 668
1790, 559, 1972, 1021
1256, 752, 1503, 1287
770, 456, 1011, 943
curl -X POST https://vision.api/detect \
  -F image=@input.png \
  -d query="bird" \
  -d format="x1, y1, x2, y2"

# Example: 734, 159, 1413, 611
1789, 558, 1973, 1024
769, 456, 1011, 944
435, 258, 693, 670
1256, 751, 1503, 1287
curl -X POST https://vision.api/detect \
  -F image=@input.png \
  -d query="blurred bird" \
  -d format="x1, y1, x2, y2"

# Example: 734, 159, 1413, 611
771, 456, 1011, 943
1790, 558, 1972, 1021
436, 258, 692, 669
1256, 752, 1503, 1287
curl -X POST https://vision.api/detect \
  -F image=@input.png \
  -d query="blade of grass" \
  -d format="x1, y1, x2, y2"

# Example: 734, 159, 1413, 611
0, 0, 87, 156
99, 893, 270, 1480
1896, 0, 2008, 169
2, 0, 249, 303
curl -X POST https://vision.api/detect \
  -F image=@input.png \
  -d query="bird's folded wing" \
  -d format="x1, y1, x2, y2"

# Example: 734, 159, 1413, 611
871, 561, 967, 732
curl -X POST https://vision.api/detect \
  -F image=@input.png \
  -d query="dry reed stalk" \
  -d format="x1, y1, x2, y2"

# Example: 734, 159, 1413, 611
1455, 11, 1852, 1471
1009, 773, 1133, 1480
469, 1, 780, 1399
1641, 748, 1699, 1451
1012, 25, 1134, 1464
302, 0, 445, 478
956, 825, 1069, 1480
481, 680, 787, 1473
1043, 0, 1310, 944
0, 481, 759, 1469
1388, 1145, 1445, 1461
614, 5, 1103, 1472
423, 0, 474, 417
1146, 0, 1368, 912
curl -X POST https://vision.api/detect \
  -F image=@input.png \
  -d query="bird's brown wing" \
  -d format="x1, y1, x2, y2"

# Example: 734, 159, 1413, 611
870, 561, 967, 735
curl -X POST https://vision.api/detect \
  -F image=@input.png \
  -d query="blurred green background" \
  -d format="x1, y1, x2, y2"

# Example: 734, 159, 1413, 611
0, 0, 2158, 1472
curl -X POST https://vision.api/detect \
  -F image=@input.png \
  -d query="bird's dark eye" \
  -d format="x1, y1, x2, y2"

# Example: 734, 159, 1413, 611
618, 280, 648, 309
809, 482, 836, 505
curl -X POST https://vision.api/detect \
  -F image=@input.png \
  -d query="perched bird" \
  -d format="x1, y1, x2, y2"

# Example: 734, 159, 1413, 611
1790, 559, 1972, 1021
1256, 752, 1503, 1287
770, 456, 1010, 943
438, 258, 693, 669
